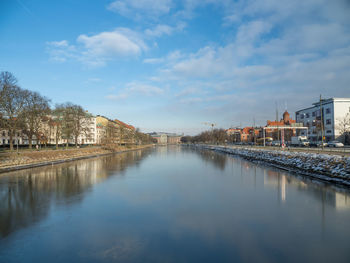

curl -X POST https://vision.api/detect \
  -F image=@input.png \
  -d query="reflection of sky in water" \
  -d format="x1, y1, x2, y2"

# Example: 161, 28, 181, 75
0, 146, 350, 263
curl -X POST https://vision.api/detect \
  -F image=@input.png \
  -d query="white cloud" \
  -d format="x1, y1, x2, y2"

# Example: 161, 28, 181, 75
106, 82, 164, 100
145, 25, 173, 37
143, 58, 165, 64
143, 50, 183, 65
142, 0, 350, 129
47, 28, 147, 67
46, 40, 77, 62
235, 20, 272, 44
144, 22, 186, 37
127, 82, 164, 95
77, 29, 146, 57
171, 47, 222, 78
46, 0, 350, 131
48, 40, 69, 47
107, 0, 172, 19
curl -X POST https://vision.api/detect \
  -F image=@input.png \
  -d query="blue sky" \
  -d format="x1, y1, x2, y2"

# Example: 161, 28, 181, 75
1, 0, 350, 135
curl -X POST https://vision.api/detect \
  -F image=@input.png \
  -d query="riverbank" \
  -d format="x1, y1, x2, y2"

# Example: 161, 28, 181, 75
0, 145, 154, 174
190, 144, 350, 187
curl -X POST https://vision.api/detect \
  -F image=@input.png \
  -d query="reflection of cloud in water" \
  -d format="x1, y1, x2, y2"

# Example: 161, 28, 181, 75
94, 237, 144, 262
183, 147, 227, 171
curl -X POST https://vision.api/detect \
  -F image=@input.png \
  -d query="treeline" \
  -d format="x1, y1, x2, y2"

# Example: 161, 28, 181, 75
0, 71, 153, 150
181, 129, 233, 144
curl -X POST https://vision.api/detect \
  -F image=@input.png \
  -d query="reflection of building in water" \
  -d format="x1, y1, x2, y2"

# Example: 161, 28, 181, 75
335, 193, 350, 210
281, 175, 286, 202
263, 169, 350, 211
195, 149, 227, 171
264, 170, 309, 203
0, 148, 152, 238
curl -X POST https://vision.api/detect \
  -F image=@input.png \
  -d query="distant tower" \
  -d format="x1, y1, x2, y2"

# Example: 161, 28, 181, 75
283, 111, 290, 124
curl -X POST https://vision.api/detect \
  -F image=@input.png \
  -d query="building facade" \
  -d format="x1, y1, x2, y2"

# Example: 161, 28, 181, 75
226, 127, 260, 143
295, 98, 350, 142
265, 111, 299, 142
149, 132, 182, 144
0, 129, 24, 146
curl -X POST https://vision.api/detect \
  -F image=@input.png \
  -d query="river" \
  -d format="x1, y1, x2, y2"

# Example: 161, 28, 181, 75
0, 146, 350, 262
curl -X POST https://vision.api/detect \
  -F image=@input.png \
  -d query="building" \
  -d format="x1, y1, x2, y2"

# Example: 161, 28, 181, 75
265, 111, 300, 141
149, 132, 182, 144
114, 118, 136, 144
151, 133, 168, 144
96, 115, 120, 145
167, 134, 182, 144
74, 115, 97, 145
226, 127, 260, 143
1, 113, 138, 148
226, 128, 242, 142
295, 98, 350, 143
0, 129, 24, 146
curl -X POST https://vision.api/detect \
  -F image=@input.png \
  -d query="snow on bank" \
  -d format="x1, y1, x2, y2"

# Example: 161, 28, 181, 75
191, 145, 350, 187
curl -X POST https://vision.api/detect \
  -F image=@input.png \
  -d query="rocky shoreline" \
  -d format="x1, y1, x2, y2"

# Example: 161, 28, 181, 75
190, 144, 350, 187
0, 145, 154, 174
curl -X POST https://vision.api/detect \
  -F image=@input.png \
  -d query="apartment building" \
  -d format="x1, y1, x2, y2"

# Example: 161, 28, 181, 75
0, 130, 24, 146
295, 98, 350, 142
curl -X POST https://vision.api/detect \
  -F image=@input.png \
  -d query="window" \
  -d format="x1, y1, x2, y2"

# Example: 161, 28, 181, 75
2, 131, 5, 136
326, 108, 331, 114
326, 119, 331, 125
326, 130, 332, 134
306, 113, 309, 118
312, 111, 316, 117
301, 115, 304, 119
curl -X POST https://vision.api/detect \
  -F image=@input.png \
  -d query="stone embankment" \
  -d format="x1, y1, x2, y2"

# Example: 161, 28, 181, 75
0, 145, 153, 174
192, 145, 350, 187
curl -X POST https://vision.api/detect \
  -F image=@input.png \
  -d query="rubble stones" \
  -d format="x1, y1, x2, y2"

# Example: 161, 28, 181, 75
194, 145, 350, 187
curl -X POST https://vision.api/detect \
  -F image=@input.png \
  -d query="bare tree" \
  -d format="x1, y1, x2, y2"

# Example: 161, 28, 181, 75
53, 103, 74, 148
53, 103, 92, 148
51, 107, 65, 148
134, 128, 155, 145
70, 105, 92, 147
20, 91, 51, 149
337, 113, 350, 144
0, 72, 28, 151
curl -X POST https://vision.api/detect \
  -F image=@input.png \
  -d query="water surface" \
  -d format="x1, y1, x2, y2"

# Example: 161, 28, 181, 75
0, 146, 349, 262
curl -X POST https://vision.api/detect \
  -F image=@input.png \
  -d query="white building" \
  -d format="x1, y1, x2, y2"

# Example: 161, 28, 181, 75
0, 129, 24, 146
1, 115, 98, 147
72, 116, 97, 145
295, 98, 350, 142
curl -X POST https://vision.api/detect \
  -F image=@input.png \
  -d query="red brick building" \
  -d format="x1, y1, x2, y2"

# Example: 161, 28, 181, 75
265, 111, 297, 141
226, 127, 260, 143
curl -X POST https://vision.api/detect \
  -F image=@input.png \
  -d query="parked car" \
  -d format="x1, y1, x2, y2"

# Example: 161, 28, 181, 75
317, 141, 328, 147
265, 141, 273, 146
309, 141, 317, 147
291, 136, 310, 147
271, 141, 281, 146
327, 141, 344, 147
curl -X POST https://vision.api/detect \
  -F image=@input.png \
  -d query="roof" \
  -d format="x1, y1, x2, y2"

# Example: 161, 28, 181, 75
296, 98, 350, 113
114, 119, 135, 130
